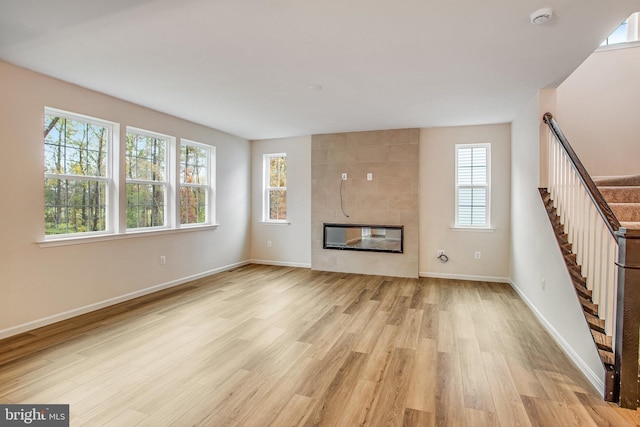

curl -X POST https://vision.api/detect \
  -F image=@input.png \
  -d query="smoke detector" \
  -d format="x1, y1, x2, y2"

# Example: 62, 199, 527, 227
530, 8, 553, 25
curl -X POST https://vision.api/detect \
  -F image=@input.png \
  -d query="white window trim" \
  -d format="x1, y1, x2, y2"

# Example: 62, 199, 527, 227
125, 127, 175, 231
454, 143, 491, 229
179, 139, 216, 227
41, 108, 219, 245
38, 224, 220, 247
43, 107, 119, 241
599, 12, 640, 49
262, 153, 287, 223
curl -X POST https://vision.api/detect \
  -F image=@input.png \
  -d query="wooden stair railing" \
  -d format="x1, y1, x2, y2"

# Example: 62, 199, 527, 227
542, 113, 640, 409
539, 188, 615, 388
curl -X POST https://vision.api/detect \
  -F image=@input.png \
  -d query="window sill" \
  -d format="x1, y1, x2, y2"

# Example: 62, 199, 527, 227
38, 224, 220, 248
596, 40, 640, 53
258, 221, 291, 226
450, 226, 495, 233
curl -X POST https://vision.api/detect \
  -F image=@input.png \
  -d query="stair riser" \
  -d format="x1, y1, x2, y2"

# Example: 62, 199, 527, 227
609, 203, 640, 222
599, 186, 640, 203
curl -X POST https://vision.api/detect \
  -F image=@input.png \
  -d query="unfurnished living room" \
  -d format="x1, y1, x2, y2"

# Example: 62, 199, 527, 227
1, 1, 640, 426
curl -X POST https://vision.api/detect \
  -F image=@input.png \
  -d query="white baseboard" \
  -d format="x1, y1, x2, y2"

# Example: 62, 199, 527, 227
419, 271, 510, 283
509, 280, 605, 395
250, 259, 311, 269
0, 260, 251, 340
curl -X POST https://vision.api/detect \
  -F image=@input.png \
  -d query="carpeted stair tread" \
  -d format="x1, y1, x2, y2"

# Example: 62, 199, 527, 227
598, 186, 640, 203
620, 221, 640, 230
608, 203, 640, 222
596, 176, 640, 226
593, 175, 640, 187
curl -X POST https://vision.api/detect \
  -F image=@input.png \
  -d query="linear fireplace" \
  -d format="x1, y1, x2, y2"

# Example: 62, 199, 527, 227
323, 223, 403, 253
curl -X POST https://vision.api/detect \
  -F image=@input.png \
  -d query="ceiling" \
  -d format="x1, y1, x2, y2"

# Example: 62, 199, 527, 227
0, 0, 636, 140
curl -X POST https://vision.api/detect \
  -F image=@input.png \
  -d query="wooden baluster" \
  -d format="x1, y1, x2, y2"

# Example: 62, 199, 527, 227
586, 204, 596, 292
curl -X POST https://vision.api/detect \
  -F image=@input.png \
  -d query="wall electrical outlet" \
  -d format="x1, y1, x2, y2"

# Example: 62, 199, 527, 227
267, 240, 272, 248
160, 256, 166, 265
474, 251, 481, 259
342, 173, 347, 181
367, 173, 373, 181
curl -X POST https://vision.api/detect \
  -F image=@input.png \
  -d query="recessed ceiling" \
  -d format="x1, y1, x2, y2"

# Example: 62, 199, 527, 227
0, 0, 636, 140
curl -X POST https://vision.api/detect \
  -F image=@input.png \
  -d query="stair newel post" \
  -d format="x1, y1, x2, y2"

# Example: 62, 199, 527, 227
614, 227, 640, 409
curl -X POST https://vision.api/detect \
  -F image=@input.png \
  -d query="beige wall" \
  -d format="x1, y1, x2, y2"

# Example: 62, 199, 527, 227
250, 136, 311, 267
556, 45, 640, 176
510, 90, 605, 392
311, 129, 419, 278
419, 124, 511, 281
0, 61, 251, 337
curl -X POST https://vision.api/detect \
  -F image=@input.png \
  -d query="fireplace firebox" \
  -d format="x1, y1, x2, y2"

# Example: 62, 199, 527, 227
323, 223, 403, 253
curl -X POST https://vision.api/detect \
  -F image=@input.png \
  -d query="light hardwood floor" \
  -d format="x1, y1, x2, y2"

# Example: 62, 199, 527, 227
0, 264, 638, 426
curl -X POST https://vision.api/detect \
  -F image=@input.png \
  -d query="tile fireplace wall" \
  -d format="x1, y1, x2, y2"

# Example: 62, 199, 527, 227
311, 129, 419, 278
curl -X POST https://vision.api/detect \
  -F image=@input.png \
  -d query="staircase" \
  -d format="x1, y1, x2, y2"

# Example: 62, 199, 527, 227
594, 175, 640, 230
540, 188, 614, 367
542, 113, 640, 408
541, 176, 640, 402
540, 175, 640, 362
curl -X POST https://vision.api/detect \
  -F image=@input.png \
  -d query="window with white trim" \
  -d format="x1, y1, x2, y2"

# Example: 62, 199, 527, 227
44, 108, 116, 237
263, 153, 287, 221
43, 107, 219, 242
455, 143, 490, 228
126, 128, 172, 229
601, 12, 639, 46
180, 140, 214, 225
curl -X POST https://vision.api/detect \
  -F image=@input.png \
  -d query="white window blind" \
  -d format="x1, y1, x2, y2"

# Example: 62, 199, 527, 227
455, 143, 490, 228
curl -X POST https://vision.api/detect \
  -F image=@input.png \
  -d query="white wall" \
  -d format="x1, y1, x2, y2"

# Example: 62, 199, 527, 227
0, 61, 251, 337
250, 136, 311, 267
510, 90, 605, 392
556, 45, 640, 176
419, 124, 511, 282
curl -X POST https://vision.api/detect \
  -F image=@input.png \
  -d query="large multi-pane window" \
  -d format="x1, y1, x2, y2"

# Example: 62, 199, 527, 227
180, 141, 213, 225
44, 109, 114, 236
126, 128, 171, 229
263, 153, 287, 221
43, 108, 216, 240
455, 143, 490, 228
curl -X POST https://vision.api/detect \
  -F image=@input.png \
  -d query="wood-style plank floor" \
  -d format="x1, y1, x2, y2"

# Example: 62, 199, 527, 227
0, 264, 638, 426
